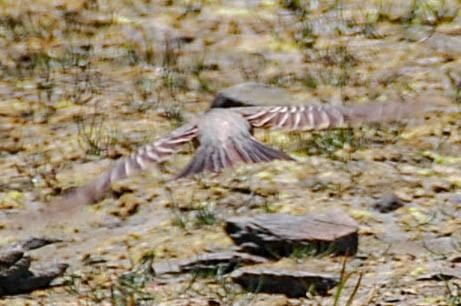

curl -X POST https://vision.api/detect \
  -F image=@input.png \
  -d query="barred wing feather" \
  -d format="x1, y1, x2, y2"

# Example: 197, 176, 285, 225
236, 102, 428, 131
70, 124, 198, 205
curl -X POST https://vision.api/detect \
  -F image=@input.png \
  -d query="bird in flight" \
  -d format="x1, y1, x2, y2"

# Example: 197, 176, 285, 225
67, 83, 440, 206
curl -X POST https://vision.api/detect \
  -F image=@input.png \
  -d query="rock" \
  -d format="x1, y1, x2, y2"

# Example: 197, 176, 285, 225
422, 237, 460, 255
225, 210, 358, 258
154, 251, 268, 275
0, 238, 68, 296
19, 237, 63, 251
231, 267, 339, 297
424, 32, 461, 59
406, 27, 461, 58
449, 193, 461, 205
372, 193, 405, 213
210, 83, 298, 108
416, 267, 461, 281
155, 298, 220, 306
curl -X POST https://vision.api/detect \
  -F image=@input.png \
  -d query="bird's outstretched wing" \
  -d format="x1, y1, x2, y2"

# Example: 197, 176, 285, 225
235, 102, 433, 131
237, 104, 346, 131
3, 123, 199, 235
44, 109, 292, 211
66, 123, 198, 205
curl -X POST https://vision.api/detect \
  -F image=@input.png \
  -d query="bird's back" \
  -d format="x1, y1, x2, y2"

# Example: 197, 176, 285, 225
177, 109, 293, 178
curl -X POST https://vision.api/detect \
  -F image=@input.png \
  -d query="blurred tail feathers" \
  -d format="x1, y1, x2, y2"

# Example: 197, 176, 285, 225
177, 133, 293, 178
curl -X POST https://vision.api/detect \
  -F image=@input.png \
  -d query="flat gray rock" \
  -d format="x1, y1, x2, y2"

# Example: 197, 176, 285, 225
225, 210, 359, 258
154, 251, 268, 276
416, 267, 461, 281
0, 238, 68, 296
231, 267, 339, 297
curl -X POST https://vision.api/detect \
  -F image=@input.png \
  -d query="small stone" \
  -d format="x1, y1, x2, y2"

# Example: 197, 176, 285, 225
425, 179, 452, 193
416, 268, 461, 281
154, 251, 268, 275
231, 267, 339, 297
372, 193, 405, 213
449, 194, 461, 205
155, 298, 220, 306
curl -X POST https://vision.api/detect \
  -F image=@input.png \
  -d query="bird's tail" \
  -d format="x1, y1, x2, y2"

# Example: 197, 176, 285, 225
177, 134, 293, 178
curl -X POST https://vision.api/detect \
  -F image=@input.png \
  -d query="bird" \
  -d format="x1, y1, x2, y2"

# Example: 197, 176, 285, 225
2, 82, 454, 238
65, 82, 442, 206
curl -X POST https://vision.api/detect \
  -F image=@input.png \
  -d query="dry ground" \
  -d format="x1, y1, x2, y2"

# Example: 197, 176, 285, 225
0, 0, 460, 305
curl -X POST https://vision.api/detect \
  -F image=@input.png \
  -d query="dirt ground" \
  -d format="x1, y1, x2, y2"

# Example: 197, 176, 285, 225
0, 0, 460, 305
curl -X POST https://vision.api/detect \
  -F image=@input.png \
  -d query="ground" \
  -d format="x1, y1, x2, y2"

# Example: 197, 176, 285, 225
0, 0, 460, 305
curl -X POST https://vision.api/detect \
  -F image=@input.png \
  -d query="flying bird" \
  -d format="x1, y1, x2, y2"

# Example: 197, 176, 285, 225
67, 83, 440, 206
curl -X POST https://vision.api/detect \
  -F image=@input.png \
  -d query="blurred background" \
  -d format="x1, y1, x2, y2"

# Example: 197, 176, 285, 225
0, 0, 460, 305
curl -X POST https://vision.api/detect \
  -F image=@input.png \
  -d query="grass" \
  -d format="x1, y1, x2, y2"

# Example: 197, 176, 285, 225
112, 253, 156, 305
166, 184, 220, 229
75, 110, 116, 157
1, 0, 459, 304
290, 240, 353, 259
444, 279, 461, 306
333, 257, 363, 306
193, 202, 219, 227
304, 128, 357, 158
64, 253, 156, 305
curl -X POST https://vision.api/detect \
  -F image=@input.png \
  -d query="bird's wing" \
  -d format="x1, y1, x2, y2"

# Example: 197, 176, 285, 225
234, 102, 433, 131
236, 104, 346, 131
66, 123, 198, 205
5, 124, 199, 234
